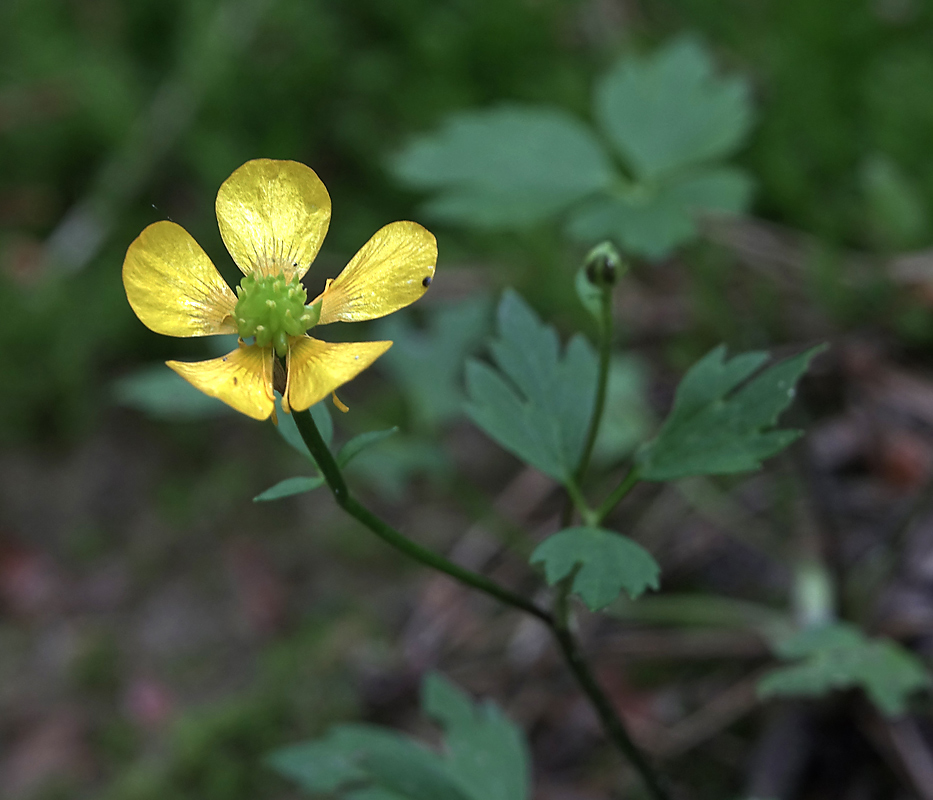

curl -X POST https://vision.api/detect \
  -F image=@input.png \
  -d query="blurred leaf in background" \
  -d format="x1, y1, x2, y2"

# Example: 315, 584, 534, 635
758, 623, 931, 717
393, 36, 755, 259
375, 295, 492, 431
268, 672, 530, 800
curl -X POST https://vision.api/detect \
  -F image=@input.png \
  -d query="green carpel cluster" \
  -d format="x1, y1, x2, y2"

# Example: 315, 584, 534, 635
234, 273, 320, 357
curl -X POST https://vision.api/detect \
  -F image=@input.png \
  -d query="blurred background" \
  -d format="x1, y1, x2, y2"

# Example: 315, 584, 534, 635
5, 0, 933, 798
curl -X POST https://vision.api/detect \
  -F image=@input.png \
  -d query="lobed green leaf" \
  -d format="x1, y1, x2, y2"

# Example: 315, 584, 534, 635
531, 526, 660, 611
595, 36, 753, 180
391, 106, 616, 227
253, 475, 325, 503
267, 674, 530, 800
423, 673, 530, 800
758, 623, 930, 717
637, 344, 826, 481
464, 291, 597, 482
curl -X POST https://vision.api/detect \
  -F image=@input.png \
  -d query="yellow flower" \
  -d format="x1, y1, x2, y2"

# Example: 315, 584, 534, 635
123, 159, 436, 420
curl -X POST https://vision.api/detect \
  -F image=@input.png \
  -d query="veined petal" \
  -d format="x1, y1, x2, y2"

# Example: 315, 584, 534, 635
314, 221, 436, 325
167, 344, 275, 420
123, 221, 237, 337
215, 159, 331, 281
286, 337, 392, 412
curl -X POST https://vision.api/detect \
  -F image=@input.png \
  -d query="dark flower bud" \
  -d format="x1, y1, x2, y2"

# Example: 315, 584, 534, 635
583, 242, 624, 288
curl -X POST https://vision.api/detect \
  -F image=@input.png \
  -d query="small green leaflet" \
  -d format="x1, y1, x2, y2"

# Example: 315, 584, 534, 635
758, 623, 930, 717
253, 475, 325, 503
637, 344, 826, 481
531, 527, 660, 611
337, 428, 399, 468
391, 106, 615, 227
595, 36, 753, 181
464, 290, 597, 482
267, 672, 530, 800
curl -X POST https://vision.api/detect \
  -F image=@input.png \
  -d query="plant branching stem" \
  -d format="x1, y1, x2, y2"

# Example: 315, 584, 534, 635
596, 468, 640, 523
292, 408, 670, 800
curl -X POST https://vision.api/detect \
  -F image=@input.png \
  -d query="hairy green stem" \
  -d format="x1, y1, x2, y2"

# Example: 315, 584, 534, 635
292, 408, 669, 800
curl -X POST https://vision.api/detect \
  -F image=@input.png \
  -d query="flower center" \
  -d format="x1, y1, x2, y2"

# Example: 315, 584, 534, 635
234, 273, 320, 357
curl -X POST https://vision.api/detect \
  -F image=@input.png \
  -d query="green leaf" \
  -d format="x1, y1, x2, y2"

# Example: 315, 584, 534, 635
391, 106, 616, 227
423, 673, 530, 800
566, 167, 753, 259
267, 674, 531, 800
112, 365, 232, 420
269, 725, 469, 800
531, 527, 660, 611
464, 290, 597, 482
637, 344, 826, 481
266, 738, 365, 792
758, 623, 930, 717
595, 36, 753, 180
253, 475, 325, 503
337, 428, 399, 468
376, 296, 492, 430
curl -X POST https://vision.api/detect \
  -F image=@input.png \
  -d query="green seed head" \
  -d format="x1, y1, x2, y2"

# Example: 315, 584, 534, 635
234, 273, 319, 357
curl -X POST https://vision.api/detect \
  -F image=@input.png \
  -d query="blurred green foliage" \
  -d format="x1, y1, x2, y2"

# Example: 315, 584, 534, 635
393, 37, 755, 258
269, 672, 530, 800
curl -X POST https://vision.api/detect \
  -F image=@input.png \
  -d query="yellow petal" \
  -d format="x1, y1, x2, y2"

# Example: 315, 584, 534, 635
167, 344, 275, 420
123, 221, 238, 337
286, 337, 392, 412
215, 159, 331, 281
315, 221, 436, 325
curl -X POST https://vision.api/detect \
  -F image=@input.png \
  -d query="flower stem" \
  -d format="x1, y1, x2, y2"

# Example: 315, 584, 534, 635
291, 408, 669, 800
575, 286, 614, 487
292, 409, 549, 623
560, 283, 614, 530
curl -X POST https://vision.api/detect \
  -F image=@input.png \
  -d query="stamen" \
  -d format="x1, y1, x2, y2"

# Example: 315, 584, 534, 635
332, 392, 349, 413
